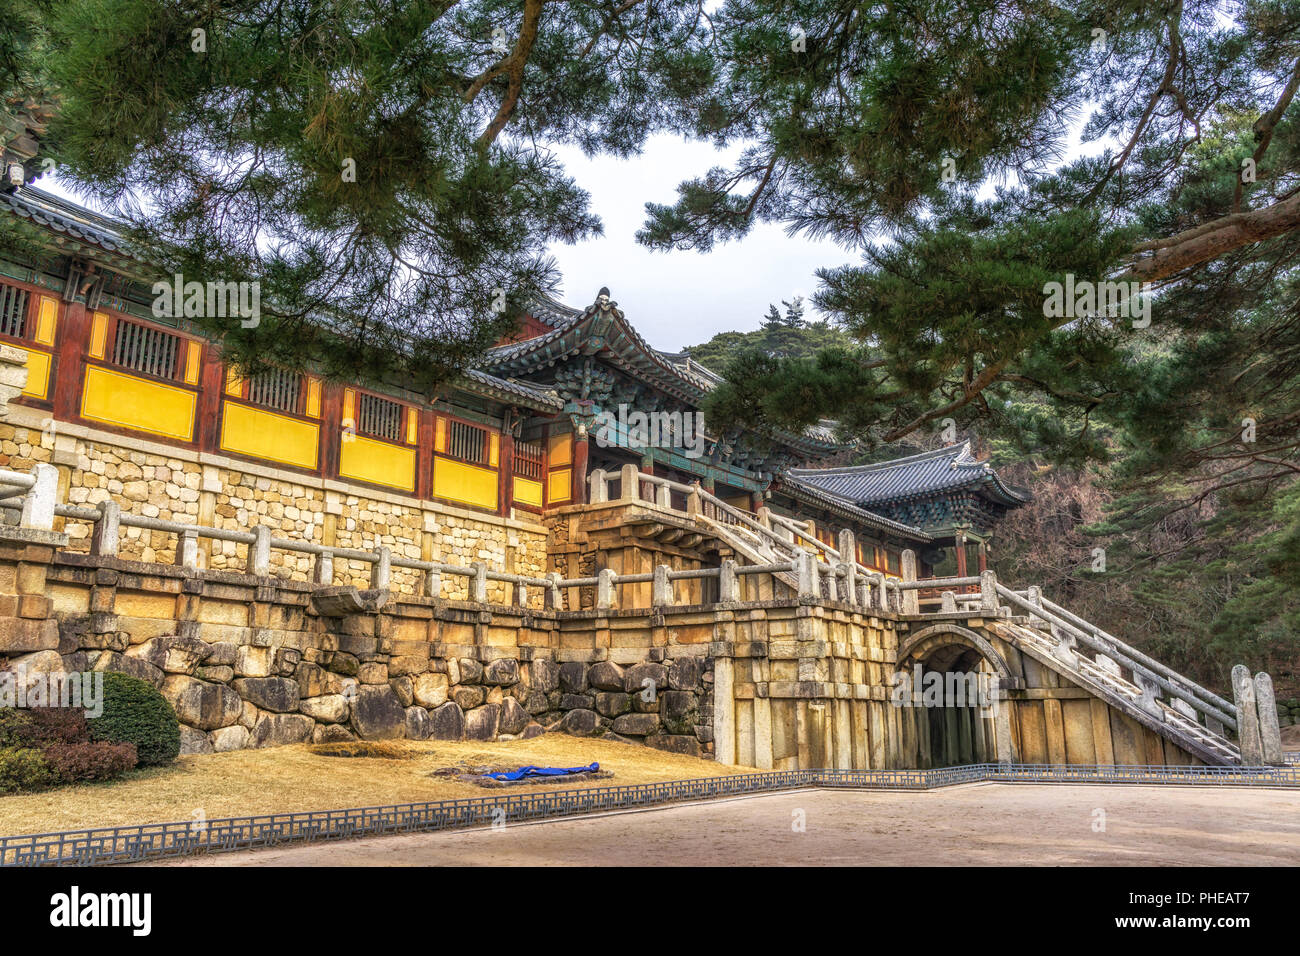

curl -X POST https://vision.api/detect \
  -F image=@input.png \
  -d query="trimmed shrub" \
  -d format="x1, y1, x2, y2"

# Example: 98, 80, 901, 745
0, 746, 55, 793
87, 673, 180, 767
24, 707, 90, 748
0, 708, 34, 749
43, 741, 138, 784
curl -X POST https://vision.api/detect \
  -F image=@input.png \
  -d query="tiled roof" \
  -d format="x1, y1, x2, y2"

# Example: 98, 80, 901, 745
457, 368, 562, 412
0, 185, 126, 252
786, 441, 1027, 508
775, 477, 931, 543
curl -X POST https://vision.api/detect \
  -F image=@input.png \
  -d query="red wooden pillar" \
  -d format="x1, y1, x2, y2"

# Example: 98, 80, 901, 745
51, 299, 89, 423
954, 532, 968, 577
571, 432, 589, 504
498, 430, 515, 516
415, 407, 434, 501
978, 540, 988, 573
195, 341, 224, 453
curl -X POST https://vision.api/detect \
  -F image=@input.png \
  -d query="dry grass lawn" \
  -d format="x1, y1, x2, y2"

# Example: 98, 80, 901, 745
0, 736, 746, 837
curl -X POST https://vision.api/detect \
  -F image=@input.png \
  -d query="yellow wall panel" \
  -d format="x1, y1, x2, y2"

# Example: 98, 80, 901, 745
548, 432, 572, 467
305, 377, 322, 418
224, 366, 242, 396
21, 349, 50, 400
35, 296, 57, 346
81, 366, 196, 441
339, 434, 416, 492
183, 341, 201, 385
433, 457, 498, 511
434, 416, 447, 452
547, 468, 571, 503
220, 400, 319, 470
513, 476, 543, 508
89, 312, 108, 359
489, 432, 500, 467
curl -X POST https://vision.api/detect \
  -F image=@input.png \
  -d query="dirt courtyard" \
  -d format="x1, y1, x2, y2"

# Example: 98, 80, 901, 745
157, 783, 1300, 866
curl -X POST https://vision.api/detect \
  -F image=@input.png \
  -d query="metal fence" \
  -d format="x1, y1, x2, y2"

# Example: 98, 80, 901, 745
3, 763, 1297, 867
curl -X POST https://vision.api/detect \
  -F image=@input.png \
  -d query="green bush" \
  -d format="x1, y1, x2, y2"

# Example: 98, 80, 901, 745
0, 708, 34, 749
87, 672, 180, 767
0, 746, 55, 793
43, 741, 137, 784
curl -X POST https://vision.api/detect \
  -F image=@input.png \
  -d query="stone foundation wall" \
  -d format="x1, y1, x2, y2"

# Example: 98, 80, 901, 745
0, 535, 716, 756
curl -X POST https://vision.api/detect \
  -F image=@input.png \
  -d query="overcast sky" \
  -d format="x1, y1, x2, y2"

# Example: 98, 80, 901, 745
545, 135, 852, 352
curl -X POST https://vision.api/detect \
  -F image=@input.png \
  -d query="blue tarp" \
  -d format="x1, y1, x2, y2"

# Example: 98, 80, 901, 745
483, 763, 600, 781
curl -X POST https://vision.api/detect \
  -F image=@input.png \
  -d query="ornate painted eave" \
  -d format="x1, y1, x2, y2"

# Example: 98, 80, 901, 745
787, 441, 1028, 510
456, 368, 563, 414
488, 291, 842, 458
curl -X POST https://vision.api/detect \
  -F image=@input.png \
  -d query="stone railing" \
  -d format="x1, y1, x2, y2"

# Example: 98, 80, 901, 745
0, 463, 805, 613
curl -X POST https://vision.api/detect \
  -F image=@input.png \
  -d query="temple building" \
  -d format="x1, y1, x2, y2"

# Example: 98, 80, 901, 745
0, 184, 1024, 589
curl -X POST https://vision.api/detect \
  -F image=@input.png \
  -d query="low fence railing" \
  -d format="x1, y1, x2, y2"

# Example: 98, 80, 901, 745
2, 762, 1296, 867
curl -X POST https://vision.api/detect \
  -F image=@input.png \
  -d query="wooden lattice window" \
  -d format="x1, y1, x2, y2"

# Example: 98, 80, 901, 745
448, 419, 488, 465
514, 439, 543, 480
0, 282, 29, 339
358, 392, 403, 442
113, 318, 180, 379
246, 367, 302, 413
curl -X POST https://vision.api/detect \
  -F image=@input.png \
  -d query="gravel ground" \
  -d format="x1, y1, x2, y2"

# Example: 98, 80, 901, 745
155, 783, 1300, 867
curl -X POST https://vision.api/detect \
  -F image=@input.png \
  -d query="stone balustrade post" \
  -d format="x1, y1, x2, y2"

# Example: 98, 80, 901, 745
470, 562, 489, 603
620, 463, 640, 501
422, 566, 441, 599
1254, 672, 1284, 766
900, 548, 919, 614
1232, 664, 1263, 766
596, 568, 617, 610
513, 580, 528, 608
838, 529, 857, 605
797, 551, 819, 600
545, 572, 563, 610
91, 499, 120, 558
21, 462, 57, 532
313, 549, 334, 586
718, 558, 738, 603
249, 525, 271, 577
652, 564, 673, 606
656, 481, 671, 509
370, 545, 391, 590
589, 469, 607, 503
978, 569, 999, 613
686, 483, 702, 517
175, 529, 200, 569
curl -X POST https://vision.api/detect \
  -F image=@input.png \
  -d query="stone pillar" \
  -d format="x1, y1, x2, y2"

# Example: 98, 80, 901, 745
652, 564, 672, 606
713, 655, 736, 764
620, 463, 640, 501
993, 692, 1015, 765
596, 568, 616, 610
1254, 672, 1284, 766
900, 548, 918, 614
1232, 664, 1263, 766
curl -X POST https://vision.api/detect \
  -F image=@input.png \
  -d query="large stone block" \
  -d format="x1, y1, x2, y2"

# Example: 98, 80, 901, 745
405, 706, 432, 740
465, 703, 500, 740
559, 662, 588, 694
531, 659, 559, 694
428, 702, 465, 741
299, 694, 349, 723
612, 713, 660, 736
388, 655, 430, 677
179, 726, 213, 755
498, 696, 529, 735
560, 708, 599, 737
660, 690, 699, 735
210, 725, 250, 752
161, 675, 242, 730
251, 713, 314, 748
458, 658, 484, 685
623, 662, 667, 695
412, 672, 449, 709
587, 661, 625, 691
232, 677, 299, 714
594, 692, 631, 717
128, 636, 215, 675
349, 684, 407, 739
667, 657, 707, 690
483, 658, 519, 686
234, 645, 273, 678
0, 617, 58, 654
452, 685, 486, 709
